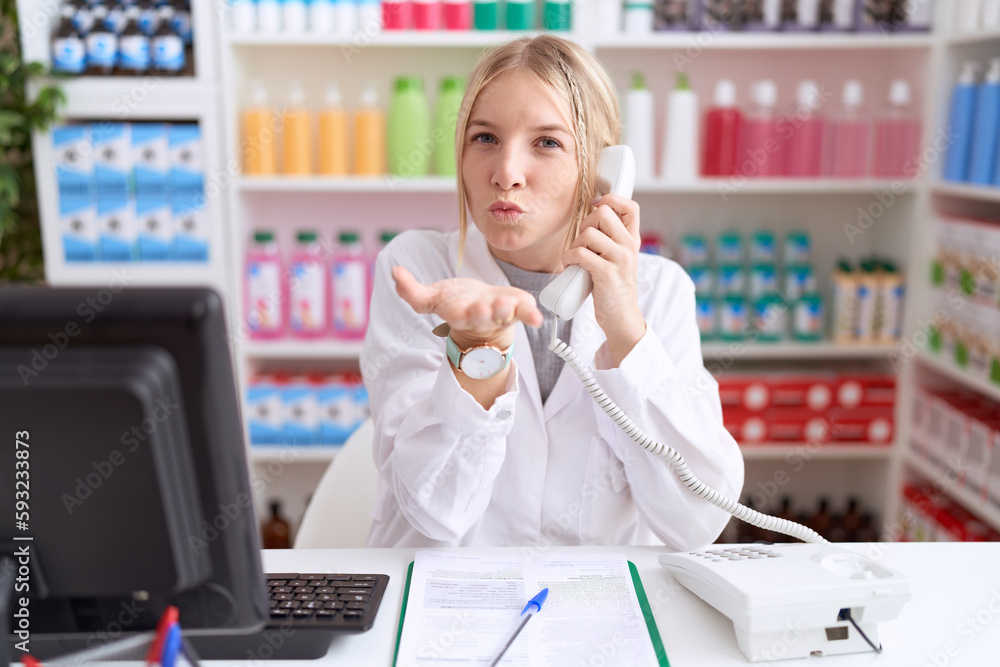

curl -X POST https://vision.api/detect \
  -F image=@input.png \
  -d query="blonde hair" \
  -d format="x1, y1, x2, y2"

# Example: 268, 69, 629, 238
454, 35, 621, 268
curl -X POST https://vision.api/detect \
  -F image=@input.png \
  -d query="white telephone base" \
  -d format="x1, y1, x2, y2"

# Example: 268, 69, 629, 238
659, 543, 911, 663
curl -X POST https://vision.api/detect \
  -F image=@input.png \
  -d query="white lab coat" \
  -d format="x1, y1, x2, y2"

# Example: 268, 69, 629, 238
361, 226, 744, 550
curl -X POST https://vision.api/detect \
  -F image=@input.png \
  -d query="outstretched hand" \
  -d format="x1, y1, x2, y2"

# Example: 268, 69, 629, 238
392, 266, 544, 349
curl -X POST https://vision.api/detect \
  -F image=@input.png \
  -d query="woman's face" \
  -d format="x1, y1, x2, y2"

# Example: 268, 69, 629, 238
462, 70, 580, 273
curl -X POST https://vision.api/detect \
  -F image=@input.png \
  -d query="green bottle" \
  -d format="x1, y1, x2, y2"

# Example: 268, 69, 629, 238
474, 0, 498, 29
387, 75, 431, 178
433, 76, 465, 176
506, 0, 535, 29
544, 0, 571, 30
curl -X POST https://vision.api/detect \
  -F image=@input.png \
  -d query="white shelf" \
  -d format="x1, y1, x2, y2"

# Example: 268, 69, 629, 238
945, 28, 1000, 46
235, 176, 917, 195
740, 444, 894, 460
35, 77, 218, 119
45, 262, 227, 290
701, 341, 899, 360
249, 446, 340, 463
236, 176, 456, 193
594, 32, 933, 50
916, 352, 1000, 403
906, 453, 1000, 533
242, 339, 365, 360
225, 29, 557, 48
931, 181, 1000, 204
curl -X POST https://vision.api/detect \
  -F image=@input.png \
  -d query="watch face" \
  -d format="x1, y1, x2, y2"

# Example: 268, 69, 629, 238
460, 346, 505, 380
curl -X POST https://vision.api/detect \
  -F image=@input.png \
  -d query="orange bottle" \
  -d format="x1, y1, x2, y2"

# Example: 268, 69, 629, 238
242, 80, 276, 175
282, 80, 312, 176
318, 83, 349, 176
353, 83, 386, 176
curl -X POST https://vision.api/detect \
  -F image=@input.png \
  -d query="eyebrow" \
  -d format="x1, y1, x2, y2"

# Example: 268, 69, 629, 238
468, 119, 572, 135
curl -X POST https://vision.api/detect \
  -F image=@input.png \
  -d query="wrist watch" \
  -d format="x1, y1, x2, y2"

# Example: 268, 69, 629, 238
446, 333, 514, 380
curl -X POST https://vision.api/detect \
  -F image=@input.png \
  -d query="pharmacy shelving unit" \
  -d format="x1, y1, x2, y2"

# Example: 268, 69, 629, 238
17, 0, 232, 295
897, 8, 1000, 535
210, 6, 948, 533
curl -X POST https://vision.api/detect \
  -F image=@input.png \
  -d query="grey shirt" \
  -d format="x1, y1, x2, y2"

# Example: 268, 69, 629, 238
494, 258, 573, 404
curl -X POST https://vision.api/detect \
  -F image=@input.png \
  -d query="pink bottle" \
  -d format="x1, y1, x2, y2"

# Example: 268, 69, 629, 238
828, 80, 871, 178
412, 0, 441, 28
382, 0, 412, 29
873, 80, 922, 179
330, 230, 370, 339
784, 80, 826, 178
702, 79, 743, 177
740, 79, 783, 178
289, 230, 329, 338
443, 0, 471, 28
245, 230, 286, 339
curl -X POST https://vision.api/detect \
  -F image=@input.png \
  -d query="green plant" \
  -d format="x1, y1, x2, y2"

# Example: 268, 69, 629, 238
1, 0, 65, 282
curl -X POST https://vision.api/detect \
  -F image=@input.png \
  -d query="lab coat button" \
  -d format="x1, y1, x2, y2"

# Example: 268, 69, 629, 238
497, 410, 512, 420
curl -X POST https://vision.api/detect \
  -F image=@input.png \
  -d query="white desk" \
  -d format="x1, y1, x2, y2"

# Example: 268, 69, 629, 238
262, 543, 1000, 666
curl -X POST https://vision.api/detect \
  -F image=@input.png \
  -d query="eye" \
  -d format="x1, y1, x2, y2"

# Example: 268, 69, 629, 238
540, 137, 562, 149
471, 132, 496, 144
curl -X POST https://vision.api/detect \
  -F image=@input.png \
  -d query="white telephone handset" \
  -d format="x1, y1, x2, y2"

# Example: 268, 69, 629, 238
538, 144, 636, 320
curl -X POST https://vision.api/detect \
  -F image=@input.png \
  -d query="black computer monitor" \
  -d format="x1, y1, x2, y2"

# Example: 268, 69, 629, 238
0, 286, 268, 659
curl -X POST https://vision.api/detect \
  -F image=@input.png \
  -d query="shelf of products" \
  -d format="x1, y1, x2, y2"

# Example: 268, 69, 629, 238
739, 444, 894, 460
916, 352, 1000, 403
932, 181, 1000, 204
906, 456, 1000, 534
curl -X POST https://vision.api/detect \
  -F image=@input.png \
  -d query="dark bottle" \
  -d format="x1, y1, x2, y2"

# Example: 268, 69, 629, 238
151, 6, 185, 75
261, 499, 292, 549
52, 7, 87, 74
840, 496, 863, 542
810, 497, 834, 540
85, 4, 118, 75
117, 6, 150, 74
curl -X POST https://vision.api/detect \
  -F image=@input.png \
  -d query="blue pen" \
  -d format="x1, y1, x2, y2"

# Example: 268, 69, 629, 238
489, 588, 549, 667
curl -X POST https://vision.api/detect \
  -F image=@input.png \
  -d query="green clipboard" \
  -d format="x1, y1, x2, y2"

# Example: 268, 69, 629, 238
392, 560, 669, 666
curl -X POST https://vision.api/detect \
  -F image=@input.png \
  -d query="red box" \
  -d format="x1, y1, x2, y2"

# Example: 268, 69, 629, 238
723, 408, 768, 444
717, 375, 770, 412
830, 406, 894, 444
768, 373, 836, 412
834, 374, 896, 409
765, 408, 832, 443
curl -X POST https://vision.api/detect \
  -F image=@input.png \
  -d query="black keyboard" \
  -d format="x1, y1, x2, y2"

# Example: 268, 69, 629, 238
189, 572, 390, 660
266, 572, 389, 630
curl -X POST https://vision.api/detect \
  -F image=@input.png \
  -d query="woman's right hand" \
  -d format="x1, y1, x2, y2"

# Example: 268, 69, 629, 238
392, 266, 544, 349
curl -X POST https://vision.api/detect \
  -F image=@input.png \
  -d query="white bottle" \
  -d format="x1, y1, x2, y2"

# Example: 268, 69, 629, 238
232, 0, 257, 32
982, 0, 1000, 28
662, 72, 699, 182
957, 0, 983, 32
625, 71, 655, 184
623, 0, 653, 34
309, 0, 334, 32
358, 0, 382, 32
283, 0, 307, 32
257, 0, 281, 32
335, 0, 360, 36
596, 0, 620, 36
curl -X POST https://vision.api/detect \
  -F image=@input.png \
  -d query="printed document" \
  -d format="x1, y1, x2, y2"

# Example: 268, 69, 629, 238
394, 551, 663, 667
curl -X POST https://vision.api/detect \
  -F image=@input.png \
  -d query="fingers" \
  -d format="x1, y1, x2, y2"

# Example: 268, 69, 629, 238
392, 265, 436, 314
590, 193, 641, 244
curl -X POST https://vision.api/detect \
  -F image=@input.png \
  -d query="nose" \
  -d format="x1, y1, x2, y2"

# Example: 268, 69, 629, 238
492, 144, 526, 192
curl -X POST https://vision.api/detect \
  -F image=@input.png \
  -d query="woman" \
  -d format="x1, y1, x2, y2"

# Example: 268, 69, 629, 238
361, 34, 743, 549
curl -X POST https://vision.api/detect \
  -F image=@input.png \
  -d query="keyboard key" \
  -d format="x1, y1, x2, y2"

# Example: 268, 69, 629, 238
338, 588, 371, 595
327, 574, 352, 581
287, 580, 308, 587
352, 575, 377, 581
347, 581, 373, 588
277, 601, 300, 609
316, 587, 337, 595
292, 610, 313, 618
315, 610, 336, 618
273, 594, 293, 601
270, 609, 290, 618
342, 612, 364, 620
300, 574, 326, 581
317, 594, 336, 602
339, 594, 369, 603
273, 587, 293, 594
293, 587, 315, 594
294, 594, 315, 601
324, 601, 346, 610
267, 580, 287, 587
346, 601, 367, 610
301, 601, 324, 610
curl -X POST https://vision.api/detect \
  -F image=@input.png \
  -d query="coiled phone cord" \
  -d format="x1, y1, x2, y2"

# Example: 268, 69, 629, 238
549, 329, 827, 545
